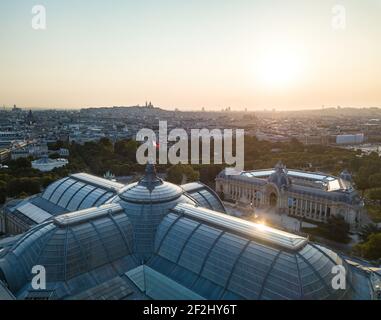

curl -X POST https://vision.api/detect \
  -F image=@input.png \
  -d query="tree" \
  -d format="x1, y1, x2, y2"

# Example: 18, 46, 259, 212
166, 165, 184, 185
288, 138, 304, 152
359, 224, 381, 242
48, 140, 66, 151
320, 216, 350, 243
369, 173, 381, 189
110, 164, 132, 176
7, 178, 41, 197
167, 165, 199, 185
185, 166, 200, 183
114, 139, 138, 162
9, 157, 32, 170
368, 188, 381, 201
99, 138, 113, 152
354, 167, 372, 197
0, 192, 5, 204
198, 165, 224, 186
0, 173, 11, 183
0, 180, 6, 204
353, 233, 381, 260
0, 180, 6, 190
349, 157, 362, 172
41, 175, 57, 188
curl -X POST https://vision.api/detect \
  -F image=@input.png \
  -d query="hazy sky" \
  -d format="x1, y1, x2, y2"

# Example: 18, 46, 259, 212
1, 0, 381, 110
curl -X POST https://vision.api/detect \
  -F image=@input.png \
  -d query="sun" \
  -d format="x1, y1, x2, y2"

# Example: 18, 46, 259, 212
255, 50, 305, 90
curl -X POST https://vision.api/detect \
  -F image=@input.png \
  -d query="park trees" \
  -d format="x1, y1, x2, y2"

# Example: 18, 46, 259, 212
0, 180, 7, 204
368, 188, 381, 201
353, 233, 381, 261
166, 165, 200, 185
316, 216, 351, 243
114, 139, 138, 162
6, 178, 41, 198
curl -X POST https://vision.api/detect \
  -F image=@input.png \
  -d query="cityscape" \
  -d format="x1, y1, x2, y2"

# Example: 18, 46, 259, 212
1, 0, 381, 310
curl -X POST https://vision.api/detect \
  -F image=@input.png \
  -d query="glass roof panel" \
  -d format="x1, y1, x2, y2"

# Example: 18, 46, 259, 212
172, 203, 307, 251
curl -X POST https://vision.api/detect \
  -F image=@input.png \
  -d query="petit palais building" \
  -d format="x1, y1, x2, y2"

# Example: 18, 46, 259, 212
216, 162, 364, 229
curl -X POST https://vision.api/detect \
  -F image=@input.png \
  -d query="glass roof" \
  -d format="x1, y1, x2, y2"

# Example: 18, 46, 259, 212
15, 202, 52, 224
152, 212, 357, 300
70, 173, 124, 191
30, 175, 121, 216
181, 182, 226, 213
54, 203, 124, 226
118, 181, 184, 203
0, 208, 135, 295
171, 203, 307, 251
0, 164, 371, 300
242, 169, 336, 182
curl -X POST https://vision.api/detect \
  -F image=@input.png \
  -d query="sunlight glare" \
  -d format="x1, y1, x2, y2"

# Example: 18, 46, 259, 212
255, 49, 305, 90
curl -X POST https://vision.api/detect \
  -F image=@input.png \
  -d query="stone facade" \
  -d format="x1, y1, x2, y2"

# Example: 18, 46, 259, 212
216, 162, 364, 229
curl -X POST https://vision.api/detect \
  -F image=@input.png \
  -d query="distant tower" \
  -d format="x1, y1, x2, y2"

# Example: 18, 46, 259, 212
26, 109, 34, 125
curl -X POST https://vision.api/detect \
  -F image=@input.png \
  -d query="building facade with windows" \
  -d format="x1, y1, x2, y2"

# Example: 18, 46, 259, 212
216, 162, 364, 228
10, 143, 48, 160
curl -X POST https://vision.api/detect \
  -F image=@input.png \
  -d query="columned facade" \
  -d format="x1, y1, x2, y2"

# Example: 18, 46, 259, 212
216, 163, 364, 229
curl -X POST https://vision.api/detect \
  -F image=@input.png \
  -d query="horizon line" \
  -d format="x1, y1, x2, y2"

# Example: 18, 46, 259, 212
2, 104, 381, 113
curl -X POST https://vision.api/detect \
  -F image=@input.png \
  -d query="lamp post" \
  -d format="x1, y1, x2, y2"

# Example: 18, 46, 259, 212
299, 214, 305, 232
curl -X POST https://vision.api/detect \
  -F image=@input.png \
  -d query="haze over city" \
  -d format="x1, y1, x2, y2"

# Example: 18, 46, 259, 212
1, 0, 381, 110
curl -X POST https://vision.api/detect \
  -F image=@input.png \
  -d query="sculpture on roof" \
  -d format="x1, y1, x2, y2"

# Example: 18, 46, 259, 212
268, 161, 291, 189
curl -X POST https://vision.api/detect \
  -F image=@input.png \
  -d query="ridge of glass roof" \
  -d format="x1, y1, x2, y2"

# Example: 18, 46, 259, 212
70, 173, 124, 192
171, 203, 308, 251
53, 203, 124, 227
242, 169, 337, 181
